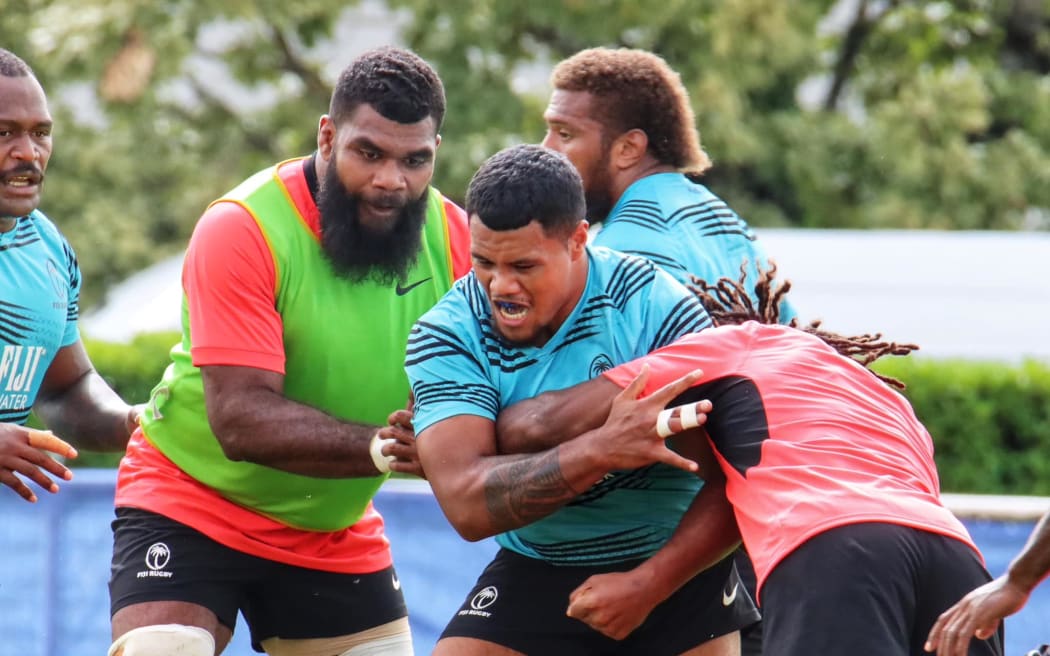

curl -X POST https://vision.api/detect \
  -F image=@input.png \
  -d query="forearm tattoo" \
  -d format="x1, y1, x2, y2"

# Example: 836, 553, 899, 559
484, 450, 579, 530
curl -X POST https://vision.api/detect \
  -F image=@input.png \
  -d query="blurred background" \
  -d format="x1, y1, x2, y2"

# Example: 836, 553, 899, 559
2, 0, 1047, 308
2, 0, 1049, 653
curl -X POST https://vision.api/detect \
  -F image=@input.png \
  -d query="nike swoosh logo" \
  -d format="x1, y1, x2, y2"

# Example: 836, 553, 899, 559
392, 573, 401, 591
395, 277, 431, 296
722, 582, 738, 607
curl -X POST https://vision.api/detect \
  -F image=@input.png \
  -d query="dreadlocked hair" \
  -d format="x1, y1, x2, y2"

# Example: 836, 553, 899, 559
688, 262, 919, 390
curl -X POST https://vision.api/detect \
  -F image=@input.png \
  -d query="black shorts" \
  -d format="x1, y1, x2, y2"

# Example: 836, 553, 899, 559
109, 508, 407, 652
761, 522, 1004, 656
733, 547, 764, 656
440, 548, 760, 655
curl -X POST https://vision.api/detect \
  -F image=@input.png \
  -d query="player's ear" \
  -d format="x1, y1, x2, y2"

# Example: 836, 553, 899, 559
611, 129, 648, 170
317, 115, 335, 159
569, 220, 589, 258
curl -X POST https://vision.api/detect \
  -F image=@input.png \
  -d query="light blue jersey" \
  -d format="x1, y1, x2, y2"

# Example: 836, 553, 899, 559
0, 210, 81, 425
596, 172, 796, 322
407, 246, 711, 565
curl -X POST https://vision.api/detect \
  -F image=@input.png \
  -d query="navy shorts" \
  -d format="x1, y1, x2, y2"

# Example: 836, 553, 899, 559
109, 507, 407, 652
761, 522, 1003, 656
440, 548, 760, 655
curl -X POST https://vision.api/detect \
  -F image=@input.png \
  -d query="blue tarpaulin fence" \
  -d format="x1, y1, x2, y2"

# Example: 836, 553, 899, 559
1, 471, 1046, 655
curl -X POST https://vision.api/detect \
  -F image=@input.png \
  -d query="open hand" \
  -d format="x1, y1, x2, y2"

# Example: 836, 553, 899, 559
0, 425, 78, 502
925, 576, 1023, 655
597, 365, 711, 473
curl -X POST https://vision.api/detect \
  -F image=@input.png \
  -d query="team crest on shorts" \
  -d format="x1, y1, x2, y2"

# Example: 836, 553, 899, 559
459, 585, 498, 618
136, 542, 174, 579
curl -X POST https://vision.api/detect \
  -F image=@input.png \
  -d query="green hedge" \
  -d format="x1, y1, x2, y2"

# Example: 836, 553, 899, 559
874, 357, 1050, 495
60, 334, 1050, 496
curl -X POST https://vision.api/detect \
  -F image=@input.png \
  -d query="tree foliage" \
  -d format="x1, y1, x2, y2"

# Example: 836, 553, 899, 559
2, 0, 1047, 306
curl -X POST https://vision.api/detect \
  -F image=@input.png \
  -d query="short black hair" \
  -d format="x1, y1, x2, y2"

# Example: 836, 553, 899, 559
465, 144, 585, 237
0, 48, 33, 77
329, 46, 445, 131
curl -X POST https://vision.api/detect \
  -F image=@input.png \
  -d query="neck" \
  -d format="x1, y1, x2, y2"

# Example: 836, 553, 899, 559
613, 159, 676, 200
0, 216, 18, 233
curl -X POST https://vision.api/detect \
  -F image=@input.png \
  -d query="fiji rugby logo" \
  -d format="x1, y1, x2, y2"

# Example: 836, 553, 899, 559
471, 586, 498, 610
590, 354, 614, 378
46, 260, 66, 297
46, 259, 67, 308
145, 542, 171, 570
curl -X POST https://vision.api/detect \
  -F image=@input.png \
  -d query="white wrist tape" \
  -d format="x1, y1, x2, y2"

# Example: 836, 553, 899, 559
679, 403, 701, 431
369, 433, 397, 474
656, 408, 675, 439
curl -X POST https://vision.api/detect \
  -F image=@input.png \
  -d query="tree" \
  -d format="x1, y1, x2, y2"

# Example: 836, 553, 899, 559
392, 0, 1050, 229
3, 0, 350, 306
3, 0, 1047, 306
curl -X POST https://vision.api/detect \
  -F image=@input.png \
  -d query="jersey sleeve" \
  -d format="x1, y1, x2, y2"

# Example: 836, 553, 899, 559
183, 201, 285, 373
595, 221, 690, 283
639, 265, 712, 353
404, 298, 498, 435
60, 236, 82, 347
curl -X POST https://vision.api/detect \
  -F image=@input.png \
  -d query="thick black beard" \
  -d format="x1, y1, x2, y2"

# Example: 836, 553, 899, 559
584, 187, 615, 224
317, 166, 428, 286
583, 152, 616, 223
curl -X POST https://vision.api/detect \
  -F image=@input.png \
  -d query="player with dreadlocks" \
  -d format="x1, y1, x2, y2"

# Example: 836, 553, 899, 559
491, 265, 1004, 656
688, 263, 917, 389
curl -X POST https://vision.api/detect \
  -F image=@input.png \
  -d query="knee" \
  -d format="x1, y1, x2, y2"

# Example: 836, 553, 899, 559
108, 624, 215, 656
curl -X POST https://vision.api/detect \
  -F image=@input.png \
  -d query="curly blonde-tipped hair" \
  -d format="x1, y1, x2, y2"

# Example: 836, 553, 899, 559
551, 47, 712, 176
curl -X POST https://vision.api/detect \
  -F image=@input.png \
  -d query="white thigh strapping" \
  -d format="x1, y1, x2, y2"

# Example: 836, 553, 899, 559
108, 624, 215, 656
261, 617, 412, 656
340, 632, 414, 655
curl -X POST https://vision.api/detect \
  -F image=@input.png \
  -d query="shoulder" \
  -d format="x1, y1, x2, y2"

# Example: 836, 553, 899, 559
607, 173, 706, 227
27, 209, 68, 242
428, 187, 471, 277
27, 210, 77, 259
587, 246, 677, 308
588, 245, 656, 271
407, 276, 491, 372
193, 197, 262, 242
622, 173, 699, 203
184, 200, 271, 277
415, 273, 484, 331
431, 188, 467, 223
588, 246, 663, 287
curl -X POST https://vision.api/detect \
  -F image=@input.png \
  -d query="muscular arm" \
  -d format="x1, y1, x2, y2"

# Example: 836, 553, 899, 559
1005, 509, 1050, 595
418, 414, 613, 542
498, 364, 744, 640
495, 375, 618, 454
202, 365, 386, 478
926, 509, 1050, 656
419, 368, 705, 542
568, 430, 739, 626
575, 430, 739, 600
34, 340, 136, 451
568, 492, 740, 639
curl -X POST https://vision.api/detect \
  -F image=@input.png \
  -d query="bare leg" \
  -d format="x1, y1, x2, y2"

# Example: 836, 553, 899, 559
681, 631, 741, 656
432, 637, 527, 656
